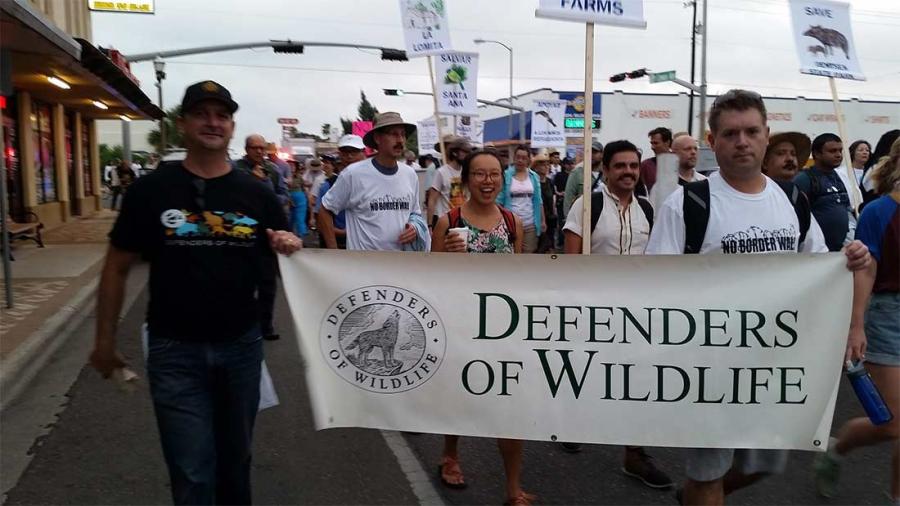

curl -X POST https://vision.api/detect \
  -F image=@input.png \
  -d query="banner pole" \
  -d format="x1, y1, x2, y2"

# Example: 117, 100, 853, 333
581, 22, 595, 255
827, 77, 861, 213
428, 56, 448, 159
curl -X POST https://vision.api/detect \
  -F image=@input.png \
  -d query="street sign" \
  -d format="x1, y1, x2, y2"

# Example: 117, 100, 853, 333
649, 70, 677, 83
277, 118, 299, 125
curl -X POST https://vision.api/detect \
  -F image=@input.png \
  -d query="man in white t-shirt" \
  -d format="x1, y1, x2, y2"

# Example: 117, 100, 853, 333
548, 150, 562, 177
562, 140, 674, 490
646, 89, 874, 506
427, 135, 472, 228
320, 112, 423, 251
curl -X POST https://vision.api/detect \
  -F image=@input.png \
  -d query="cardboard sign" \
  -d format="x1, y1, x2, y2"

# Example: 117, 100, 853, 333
434, 52, 479, 116
789, 0, 865, 81
531, 99, 567, 148
399, 0, 452, 57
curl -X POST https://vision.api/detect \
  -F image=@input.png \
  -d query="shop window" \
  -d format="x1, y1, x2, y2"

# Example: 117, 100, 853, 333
31, 100, 57, 203
3, 95, 23, 219
82, 120, 92, 196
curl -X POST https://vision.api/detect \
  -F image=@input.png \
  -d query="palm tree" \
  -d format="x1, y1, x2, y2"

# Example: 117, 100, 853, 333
147, 106, 184, 153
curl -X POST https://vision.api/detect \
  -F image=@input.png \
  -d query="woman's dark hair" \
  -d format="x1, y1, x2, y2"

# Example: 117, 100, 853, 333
869, 129, 900, 170
848, 140, 871, 165
461, 149, 503, 185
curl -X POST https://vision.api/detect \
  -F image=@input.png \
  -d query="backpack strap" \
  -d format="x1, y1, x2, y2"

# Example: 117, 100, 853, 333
773, 180, 811, 250
682, 179, 711, 254
497, 205, 517, 245
589, 192, 605, 234
636, 196, 654, 230
447, 207, 462, 230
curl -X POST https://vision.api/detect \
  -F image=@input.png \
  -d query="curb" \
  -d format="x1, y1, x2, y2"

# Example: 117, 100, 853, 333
0, 279, 99, 412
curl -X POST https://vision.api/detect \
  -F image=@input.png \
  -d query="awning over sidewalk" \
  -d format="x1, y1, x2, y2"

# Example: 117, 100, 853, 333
1, 0, 162, 120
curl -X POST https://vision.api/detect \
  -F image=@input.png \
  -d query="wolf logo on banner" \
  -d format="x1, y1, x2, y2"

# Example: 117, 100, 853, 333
323, 286, 446, 393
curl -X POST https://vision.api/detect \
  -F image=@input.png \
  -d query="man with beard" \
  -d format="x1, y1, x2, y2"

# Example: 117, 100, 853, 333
561, 140, 673, 489
427, 135, 472, 228
563, 141, 605, 219
320, 112, 424, 251
90, 81, 302, 505
762, 132, 811, 183
794, 133, 853, 251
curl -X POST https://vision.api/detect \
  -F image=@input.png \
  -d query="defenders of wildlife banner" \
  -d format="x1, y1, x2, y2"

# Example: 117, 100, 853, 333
789, 0, 865, 81
530, 99, 567, 148
535, 0, 647, 28
399, 0, 452, 57
279, 251, 852, 451
434, 52, 479, 116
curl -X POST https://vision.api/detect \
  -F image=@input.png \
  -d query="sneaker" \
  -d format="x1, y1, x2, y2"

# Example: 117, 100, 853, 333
622, 447, 674, 489
813, 450, 841, 498
560, 442, 582, 453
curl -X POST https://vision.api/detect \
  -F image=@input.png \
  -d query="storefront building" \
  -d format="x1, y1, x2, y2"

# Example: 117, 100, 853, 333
1, 0, 161, 227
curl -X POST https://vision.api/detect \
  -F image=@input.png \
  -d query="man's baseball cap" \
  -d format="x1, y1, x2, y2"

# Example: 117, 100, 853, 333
591, 141, 604, 152
321, 153, 339, 163
338, 134, 365, 150
180, 80, 238, 114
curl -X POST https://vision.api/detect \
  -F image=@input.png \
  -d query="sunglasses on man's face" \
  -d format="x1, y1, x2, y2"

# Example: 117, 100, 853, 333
192, 178, 206, 211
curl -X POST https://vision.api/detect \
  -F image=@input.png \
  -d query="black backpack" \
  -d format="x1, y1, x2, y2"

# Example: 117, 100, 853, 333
589, 192, 654, 233
682, 179, 811, 254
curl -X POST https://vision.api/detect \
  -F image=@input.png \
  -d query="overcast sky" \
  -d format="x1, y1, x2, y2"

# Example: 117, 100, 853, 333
92, 0, 900, 147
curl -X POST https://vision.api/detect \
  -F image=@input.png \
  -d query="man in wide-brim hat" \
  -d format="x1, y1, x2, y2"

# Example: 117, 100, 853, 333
762, 131, 811, 183
321, 112, 426, 251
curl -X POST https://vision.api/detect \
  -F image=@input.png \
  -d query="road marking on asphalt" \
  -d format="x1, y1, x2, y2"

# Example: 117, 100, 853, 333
380, 430, 446, 505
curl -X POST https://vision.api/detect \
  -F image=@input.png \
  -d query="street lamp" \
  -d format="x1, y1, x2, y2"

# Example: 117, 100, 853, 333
153, 56, 166, 154
474, 38, 514, 150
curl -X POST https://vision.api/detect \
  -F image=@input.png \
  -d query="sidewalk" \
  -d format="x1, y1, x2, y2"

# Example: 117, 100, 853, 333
0, 210, 118, 409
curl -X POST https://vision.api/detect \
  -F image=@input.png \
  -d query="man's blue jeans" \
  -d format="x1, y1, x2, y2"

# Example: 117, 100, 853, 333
147, 327, 263, 505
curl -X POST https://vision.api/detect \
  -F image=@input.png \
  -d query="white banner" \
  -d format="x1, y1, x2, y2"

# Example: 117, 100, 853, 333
531, 99, 567, 148
455, 116, 484, 146
535, 0, 647, 28
435, 52, 479, 116
417, 117, 440, 155
399, 0, 452, 57
280, 252, 851, 451
789, 0, 865, 81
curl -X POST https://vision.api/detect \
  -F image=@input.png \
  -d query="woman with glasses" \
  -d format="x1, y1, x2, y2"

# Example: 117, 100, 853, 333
431, 150, 531, 506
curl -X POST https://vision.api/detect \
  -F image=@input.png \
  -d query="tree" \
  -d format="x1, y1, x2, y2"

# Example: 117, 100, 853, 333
321, 123, 332, 138
99, 144, 123, 169
357, 91, 379, 121
147, 106, 184, 153
340, 117, 353, 135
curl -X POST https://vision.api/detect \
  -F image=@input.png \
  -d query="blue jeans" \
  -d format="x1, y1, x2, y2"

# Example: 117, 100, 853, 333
147, 327, 263, 505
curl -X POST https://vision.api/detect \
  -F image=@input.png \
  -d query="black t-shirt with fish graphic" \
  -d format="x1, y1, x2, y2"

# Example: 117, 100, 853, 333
110, 162, 288, 342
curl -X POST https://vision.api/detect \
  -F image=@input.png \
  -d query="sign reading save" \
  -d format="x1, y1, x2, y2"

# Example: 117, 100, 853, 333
649, 70, 676, 83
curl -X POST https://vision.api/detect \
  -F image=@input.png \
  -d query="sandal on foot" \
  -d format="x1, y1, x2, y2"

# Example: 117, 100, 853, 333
438, 456, 467, 489
503, 491, 536, 506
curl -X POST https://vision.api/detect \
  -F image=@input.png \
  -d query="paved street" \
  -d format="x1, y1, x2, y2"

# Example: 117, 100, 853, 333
1, 280, 893, 505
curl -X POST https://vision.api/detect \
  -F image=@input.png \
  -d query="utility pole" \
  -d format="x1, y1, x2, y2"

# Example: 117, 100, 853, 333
698, 0, 709, 144
688, 0, 698, 137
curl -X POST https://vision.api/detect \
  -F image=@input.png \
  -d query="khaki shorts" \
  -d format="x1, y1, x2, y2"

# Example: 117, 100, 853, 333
522, 226, 538, 253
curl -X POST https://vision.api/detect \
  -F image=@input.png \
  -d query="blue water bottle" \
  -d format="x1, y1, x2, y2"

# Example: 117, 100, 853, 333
846, 361, 893, 425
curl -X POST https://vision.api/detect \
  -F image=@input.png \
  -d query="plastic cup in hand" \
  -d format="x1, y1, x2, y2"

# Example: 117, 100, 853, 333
447, 227, 469, 251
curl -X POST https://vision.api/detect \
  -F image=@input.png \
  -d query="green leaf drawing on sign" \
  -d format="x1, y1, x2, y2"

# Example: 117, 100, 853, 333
444, 64, 468, 90
431, 0, 445, 17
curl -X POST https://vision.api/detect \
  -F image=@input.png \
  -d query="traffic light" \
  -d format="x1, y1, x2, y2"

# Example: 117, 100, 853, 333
381, 48, 408, 61
609, 73, 627, 83
272, 43, 304, 54
383, 89, 405, 96
626, 68, 648, 79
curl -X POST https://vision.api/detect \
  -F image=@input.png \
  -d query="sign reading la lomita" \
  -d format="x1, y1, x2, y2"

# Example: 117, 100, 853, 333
321, 286, 446, 394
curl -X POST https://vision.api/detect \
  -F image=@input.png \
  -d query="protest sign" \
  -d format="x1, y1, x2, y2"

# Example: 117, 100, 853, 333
417, 117, 440, 155
455, 116, 483, 146
280, 251, 850, 451
535, 0, 647, 28
399, 0, 452, 57
530, 99, 567, 148
434, 52, 479, 116
789, 0, 864, 81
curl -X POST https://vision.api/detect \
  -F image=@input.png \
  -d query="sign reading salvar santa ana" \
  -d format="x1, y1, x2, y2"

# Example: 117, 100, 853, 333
399, 0, 452, 57
531, 99, 567, 148
279, 251, 850, 451
435, 52, 479, 116
535, 0, 647, 28
789, 0, 865, 81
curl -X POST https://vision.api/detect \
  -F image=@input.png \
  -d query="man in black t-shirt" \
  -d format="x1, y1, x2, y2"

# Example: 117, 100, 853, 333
90, 80, 301, 506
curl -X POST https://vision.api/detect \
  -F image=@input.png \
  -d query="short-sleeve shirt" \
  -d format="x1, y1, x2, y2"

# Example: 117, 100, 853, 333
430, 164, 466, 217
646, 172, 828, 255
855, 195, 899, 293
109, 163, 288, 342
564, 188, 652, 255
321, 158, 422, 251
509, 176, 535, 227
793, 167, 851, 252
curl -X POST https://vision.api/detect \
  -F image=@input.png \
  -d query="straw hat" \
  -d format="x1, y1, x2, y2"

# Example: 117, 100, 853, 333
766, 132, 811, 167
362, 112, 416, 149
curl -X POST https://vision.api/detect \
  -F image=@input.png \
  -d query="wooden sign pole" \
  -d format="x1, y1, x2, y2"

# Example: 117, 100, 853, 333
428, 56, 448, 160
581, 23, 595, 255
828, 77, 861, 213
